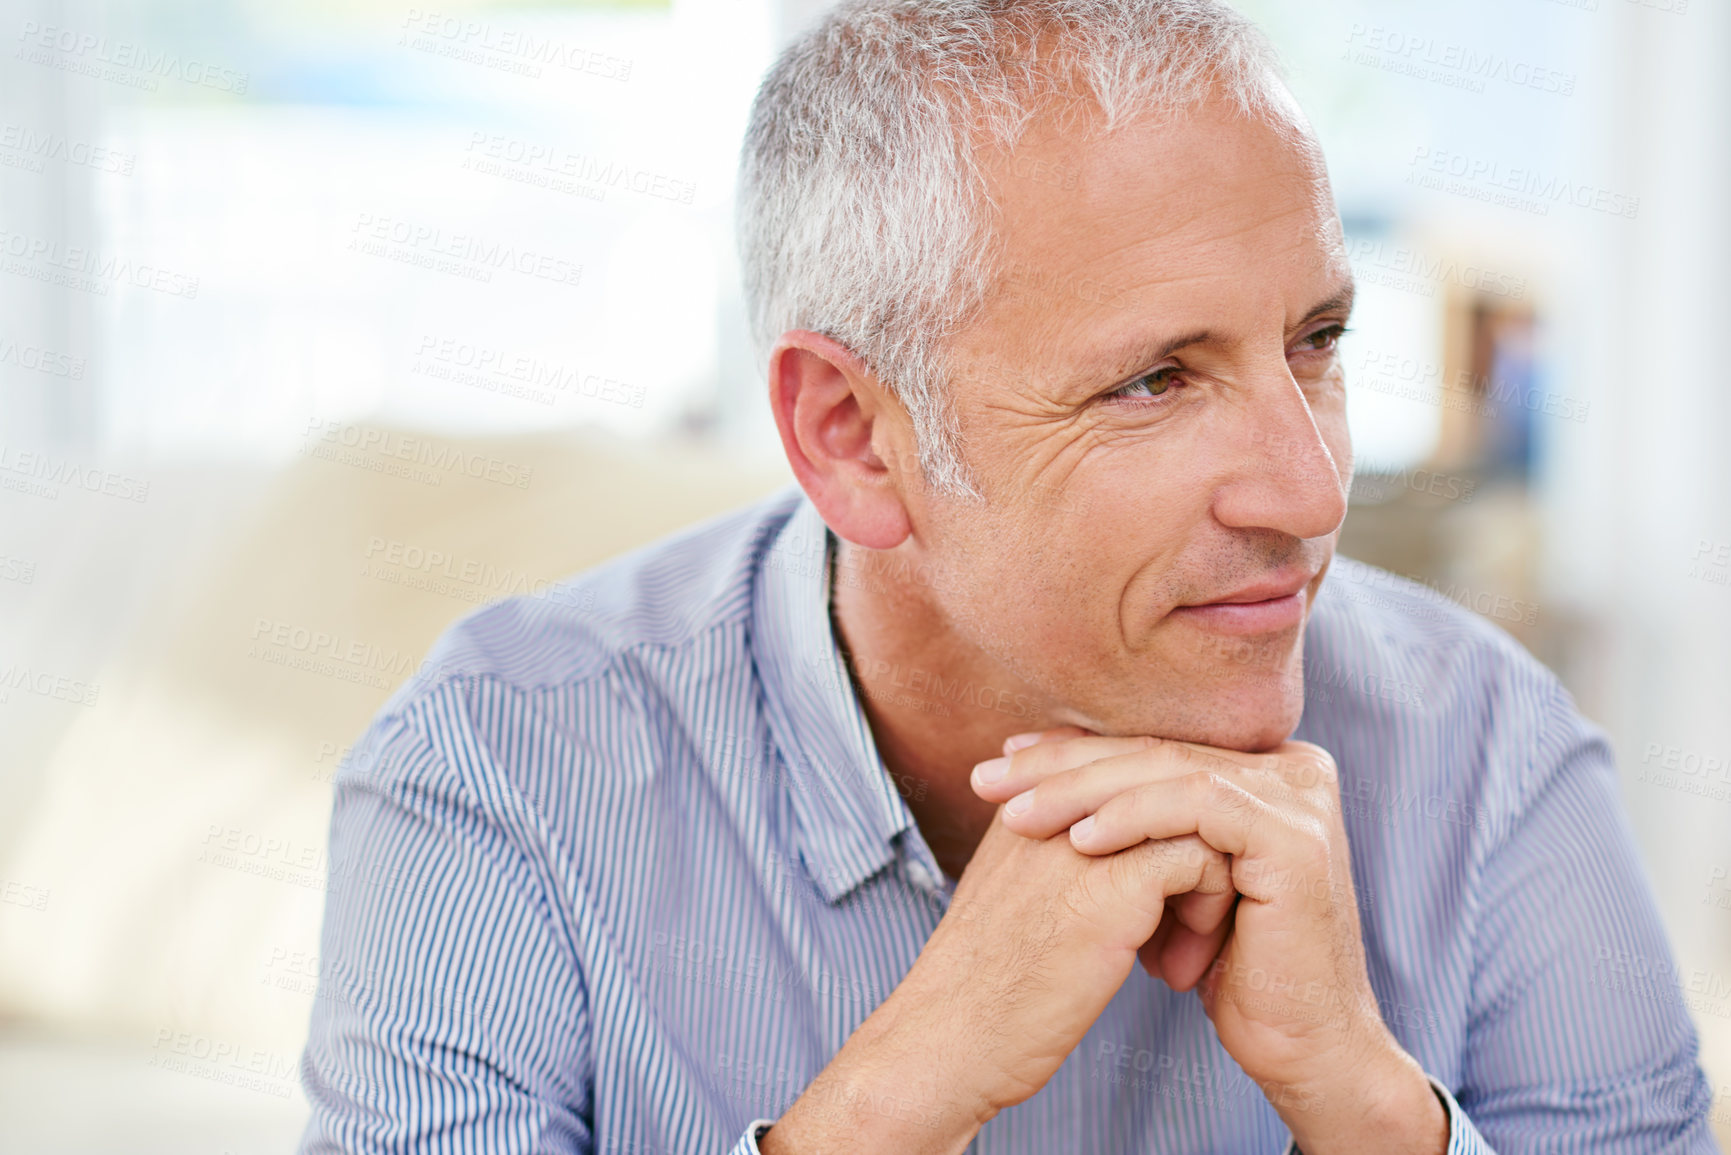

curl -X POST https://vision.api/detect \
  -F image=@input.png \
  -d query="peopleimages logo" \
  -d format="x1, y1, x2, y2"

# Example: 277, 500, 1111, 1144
0, 665, 100, 707
247, 615, 420, 688
1407, 146, 1640, 220
1344, 24, 1577, 96
412, 336, 646, 409
0, 225, 200, 298
147, 1029, 296, 1099
399, 8, 633, 82
1354, 346, 1591, 424
347, 213, 583, 288
0, 336, 85, 378
1344, 238, 1527, 301
0, 443, 150, 502
0, 122, 136, 175
15, 20, 250, 93
462, 133, 696, 205
301, 421, 535, 489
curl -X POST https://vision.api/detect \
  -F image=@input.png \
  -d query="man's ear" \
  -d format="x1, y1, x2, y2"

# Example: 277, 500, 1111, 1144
767, 330, 914, 551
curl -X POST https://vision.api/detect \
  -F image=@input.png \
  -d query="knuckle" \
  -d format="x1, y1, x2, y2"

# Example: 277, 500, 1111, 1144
1197, 845, 1234, 894
1286, 743, 1340, 791
1259, 769, 1304, 809
1122, 838, 1171, 882
1287, 818, 1334, 871
1018, 736, 1083, 776
1309, 758, 1340, 795
1170, 833, 1214, 869
1170, 741, 1211, 768
1132, 835, 1213, 893
1122, 780, 1163, 812
1180, 767, 1216, 793
1106, 848, 1171, 919
1196, 770, 1250, 814
1289, 810, 1331, 846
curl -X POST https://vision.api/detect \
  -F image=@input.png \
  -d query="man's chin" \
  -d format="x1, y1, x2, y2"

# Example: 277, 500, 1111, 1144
1208, 667, 1308, 750
1081, 678, 1305, 753
1199, 709, 1303, 754
1144, 707, 1301, 753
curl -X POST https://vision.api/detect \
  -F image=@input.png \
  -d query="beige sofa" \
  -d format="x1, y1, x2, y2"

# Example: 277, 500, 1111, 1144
0, 426, 792, 1149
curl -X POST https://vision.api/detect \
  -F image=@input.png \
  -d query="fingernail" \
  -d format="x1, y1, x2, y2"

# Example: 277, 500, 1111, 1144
1070, 815, 1095, 843
1003, 732, 1044, 753
1005, 788, 1035, 817
974, 757, 1010, 785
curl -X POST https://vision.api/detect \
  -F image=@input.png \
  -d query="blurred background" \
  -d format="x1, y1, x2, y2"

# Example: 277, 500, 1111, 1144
1, 0, 1727, 1149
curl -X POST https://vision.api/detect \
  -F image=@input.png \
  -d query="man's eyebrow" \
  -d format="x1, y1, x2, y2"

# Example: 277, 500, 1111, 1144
1064, 280, 1359, 392
1301, 282, 1357, 328
1066, 328, 1212, 393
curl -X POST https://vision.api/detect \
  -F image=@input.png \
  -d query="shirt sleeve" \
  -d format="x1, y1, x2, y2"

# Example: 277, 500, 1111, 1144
729, 1119, 777, 1153
1453, 684, 1719, 1151
1285, 680, 1721, 1155
297, 705, 594, 1153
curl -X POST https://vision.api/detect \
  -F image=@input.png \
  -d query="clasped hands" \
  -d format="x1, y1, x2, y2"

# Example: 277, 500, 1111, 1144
967, 726, 1447, 1153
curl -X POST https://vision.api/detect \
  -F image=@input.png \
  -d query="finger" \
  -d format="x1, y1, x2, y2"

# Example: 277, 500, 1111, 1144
1111, 832, 1233, 905
1001, 725, 1093, 754
1068, 772, 1303, 872
1152, 913, 1238, 991
1064, 834, 1224, 958
1134, 855, 1238, 989
998, 745, 1276, 839
974, 733, 1270, 805
1017, 734, 1269, 782
1144, 901, 1238, 991
1138, 915, 1175, 978
972, 734, 1156, 800
1170, 873, 1239, 938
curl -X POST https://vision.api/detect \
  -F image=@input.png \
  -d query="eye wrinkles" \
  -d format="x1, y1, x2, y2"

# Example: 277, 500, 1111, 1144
958, 280, 1356, 420
1092, 281, 1357, 410
1105, 321, 1349, 407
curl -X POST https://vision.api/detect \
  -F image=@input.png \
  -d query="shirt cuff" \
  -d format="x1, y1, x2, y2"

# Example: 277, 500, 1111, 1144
730, 1118, 778, 1154
1282, 1075, 1494, 1155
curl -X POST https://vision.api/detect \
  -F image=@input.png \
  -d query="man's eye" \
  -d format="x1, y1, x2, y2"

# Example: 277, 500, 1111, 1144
1109, 366, 1181, 401
1297, 324, 1349, 356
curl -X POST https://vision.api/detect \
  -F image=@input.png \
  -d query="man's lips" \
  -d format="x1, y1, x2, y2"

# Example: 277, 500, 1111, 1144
1168, 570, 1317, 635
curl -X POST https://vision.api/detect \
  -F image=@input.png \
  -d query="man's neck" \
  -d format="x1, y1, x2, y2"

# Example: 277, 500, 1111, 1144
826, 537, 1056, 881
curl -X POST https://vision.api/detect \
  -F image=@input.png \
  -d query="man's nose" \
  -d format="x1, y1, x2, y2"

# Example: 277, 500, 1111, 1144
1213, 374, 1348, 542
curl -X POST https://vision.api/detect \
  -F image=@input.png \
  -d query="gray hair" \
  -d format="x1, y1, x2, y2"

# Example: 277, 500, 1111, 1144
736, 0, 1298, 498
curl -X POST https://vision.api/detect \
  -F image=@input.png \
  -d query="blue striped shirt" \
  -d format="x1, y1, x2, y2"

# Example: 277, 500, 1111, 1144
298, 484, 1719, 1154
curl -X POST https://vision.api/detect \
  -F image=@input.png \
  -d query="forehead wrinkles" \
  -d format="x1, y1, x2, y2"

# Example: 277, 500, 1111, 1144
980, 108, 1333, 287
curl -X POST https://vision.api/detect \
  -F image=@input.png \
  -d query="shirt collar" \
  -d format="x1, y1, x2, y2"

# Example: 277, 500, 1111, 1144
751, 488, 918, 904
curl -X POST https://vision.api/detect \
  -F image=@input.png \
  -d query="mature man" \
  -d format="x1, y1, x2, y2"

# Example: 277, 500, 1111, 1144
299, 1, 1718, 1152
